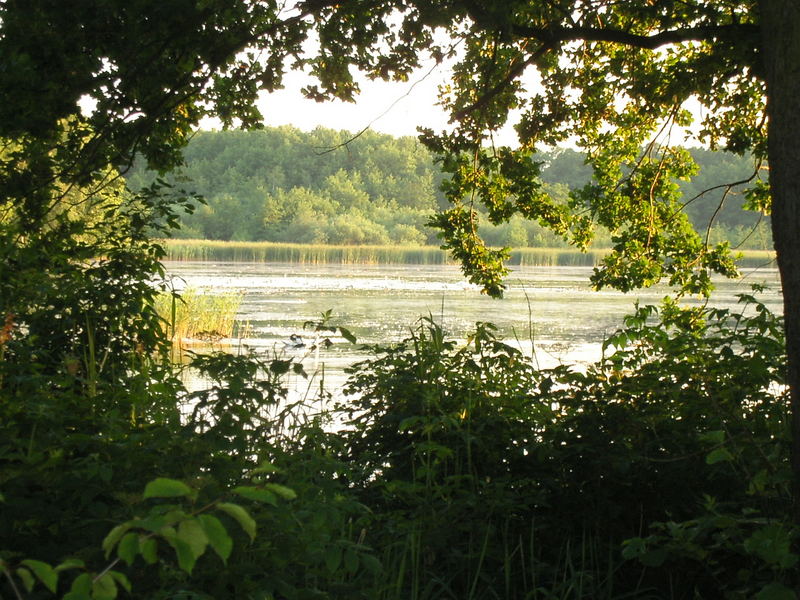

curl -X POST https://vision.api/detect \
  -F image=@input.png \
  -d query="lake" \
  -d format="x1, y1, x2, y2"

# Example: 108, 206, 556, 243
165, 261, 783, 394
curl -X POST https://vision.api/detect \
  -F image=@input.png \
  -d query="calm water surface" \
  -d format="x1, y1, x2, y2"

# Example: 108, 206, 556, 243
165, 261, 782, 390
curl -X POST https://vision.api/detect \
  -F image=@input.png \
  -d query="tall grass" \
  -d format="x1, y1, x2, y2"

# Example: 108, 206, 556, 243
162, 239, 775, 270
154, 287, 245, 344
164, 239, 454, 265
163, 239, 608, 266
735, 248, 778, 269
510, 247, 606, 267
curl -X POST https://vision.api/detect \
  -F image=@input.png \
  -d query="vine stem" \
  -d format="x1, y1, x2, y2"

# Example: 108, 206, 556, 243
93, 556, 122, 584
2, 564, 25, 600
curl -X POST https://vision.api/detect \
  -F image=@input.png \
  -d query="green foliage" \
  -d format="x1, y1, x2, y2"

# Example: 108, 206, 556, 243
360, 0, 767, 296
3, 472, 285, 598
0, 331, 379, 599
0, 2, 793, 599
337, 293, 792, 598
0, 187, 790, 600
0, 122, 372, 600
126, 127, 770, 257
125, 127, 447, 247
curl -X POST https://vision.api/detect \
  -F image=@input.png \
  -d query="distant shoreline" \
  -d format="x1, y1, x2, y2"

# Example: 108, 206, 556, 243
161, 239, 776, 269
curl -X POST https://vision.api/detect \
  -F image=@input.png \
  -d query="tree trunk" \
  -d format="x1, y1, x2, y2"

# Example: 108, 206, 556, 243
760, 0, 800, 521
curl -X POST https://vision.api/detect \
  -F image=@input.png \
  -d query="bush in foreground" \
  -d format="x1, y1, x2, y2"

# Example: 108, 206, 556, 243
1, 292, 794, 599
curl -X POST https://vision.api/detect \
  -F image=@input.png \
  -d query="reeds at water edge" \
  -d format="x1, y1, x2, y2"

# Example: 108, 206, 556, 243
154, 287, 246, 345
162, 239, 775, 269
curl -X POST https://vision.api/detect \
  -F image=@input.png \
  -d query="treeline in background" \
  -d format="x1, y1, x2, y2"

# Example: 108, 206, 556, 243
124, 126, 772, 250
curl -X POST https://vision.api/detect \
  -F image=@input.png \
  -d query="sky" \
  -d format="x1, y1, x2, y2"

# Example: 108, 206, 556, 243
77, 47, 522, 144
224, 61, 696, 149
252, 66, 453, 138
202, 59, 523, 146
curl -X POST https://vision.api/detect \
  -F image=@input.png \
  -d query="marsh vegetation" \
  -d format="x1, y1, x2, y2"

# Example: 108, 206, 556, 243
154, 287, 247, 345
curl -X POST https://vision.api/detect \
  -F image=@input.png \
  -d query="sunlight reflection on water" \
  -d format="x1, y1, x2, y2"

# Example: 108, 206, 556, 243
165, 261, 782, 397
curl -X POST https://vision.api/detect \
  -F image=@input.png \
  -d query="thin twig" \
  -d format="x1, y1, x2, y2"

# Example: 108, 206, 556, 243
2, 564, 25, 600
313, 41, 461, 155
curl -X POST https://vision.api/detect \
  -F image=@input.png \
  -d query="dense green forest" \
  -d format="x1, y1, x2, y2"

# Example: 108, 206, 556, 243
125, 126, 772, 250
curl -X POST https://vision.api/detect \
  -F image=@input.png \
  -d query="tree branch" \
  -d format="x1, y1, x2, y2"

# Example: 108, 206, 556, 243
453, 42, 552, 121
508, 22, 759, 50
460, 1, 758, 51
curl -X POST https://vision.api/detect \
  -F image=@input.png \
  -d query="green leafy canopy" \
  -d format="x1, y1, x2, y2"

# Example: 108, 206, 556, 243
0, 1, 770, 299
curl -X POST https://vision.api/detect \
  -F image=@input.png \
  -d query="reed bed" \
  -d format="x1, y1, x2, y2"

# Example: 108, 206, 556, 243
509, 247, 607, 266
161, 239, 775, 270
163, 239, 453, 265
162, 239, 609, 267
154, 286, 245, 344
735, 249, 778, 269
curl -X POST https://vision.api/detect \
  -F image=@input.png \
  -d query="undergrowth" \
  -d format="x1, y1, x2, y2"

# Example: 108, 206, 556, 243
1, 285, 794, 599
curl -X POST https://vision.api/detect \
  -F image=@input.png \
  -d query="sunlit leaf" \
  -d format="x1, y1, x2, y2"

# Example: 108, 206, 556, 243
117, 532, 139, 566
140, 538, 158, 565
102, 524, 131, 558
20, 559, 58, 593
16, 567, 35, 593
143, 477, 192, 499
64, 573, 92, 600
263, 483, 297, 500
109, 571, 132, 593
217, 502, 256, 541
55, 558, 85, 572
164, 534, 197, 574
199, 514, 233, 563
177, 518, 209, 559
250, 461, 279, 475
92, 572, 118, 600
233, 485, 278, 505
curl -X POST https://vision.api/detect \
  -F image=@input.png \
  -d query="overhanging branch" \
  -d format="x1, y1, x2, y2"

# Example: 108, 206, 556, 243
459, 1, 758, 51
509, 22, 759, 50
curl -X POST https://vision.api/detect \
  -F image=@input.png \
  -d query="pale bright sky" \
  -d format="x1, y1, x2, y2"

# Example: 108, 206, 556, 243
201, 59, 523, 145
242, 64, 697, 149
254, 67, 452, 138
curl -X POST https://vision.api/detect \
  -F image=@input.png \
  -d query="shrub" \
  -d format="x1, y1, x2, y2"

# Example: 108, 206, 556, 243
337, 292, 792, 598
